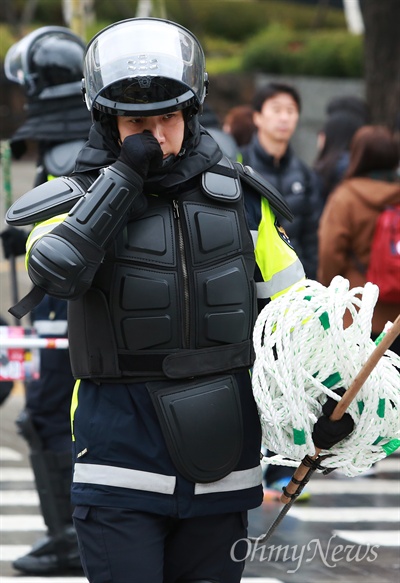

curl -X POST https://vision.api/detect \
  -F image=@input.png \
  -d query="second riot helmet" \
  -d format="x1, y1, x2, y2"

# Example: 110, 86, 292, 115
5, 26, 86, 100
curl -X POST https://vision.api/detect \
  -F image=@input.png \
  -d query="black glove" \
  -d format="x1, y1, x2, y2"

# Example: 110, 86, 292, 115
312, 387, 354, 450
118, 131, 163, 179
0, 227, 28, 259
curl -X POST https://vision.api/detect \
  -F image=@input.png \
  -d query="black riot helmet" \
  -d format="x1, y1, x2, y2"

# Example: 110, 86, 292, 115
5, 26, 86, 100
82, 18, 208, 120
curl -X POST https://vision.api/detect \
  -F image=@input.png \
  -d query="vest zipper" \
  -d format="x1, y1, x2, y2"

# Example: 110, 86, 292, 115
173, 199, 190, 348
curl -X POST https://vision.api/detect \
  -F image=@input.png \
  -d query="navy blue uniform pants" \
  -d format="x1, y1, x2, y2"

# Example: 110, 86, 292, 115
73, 505, 248, 582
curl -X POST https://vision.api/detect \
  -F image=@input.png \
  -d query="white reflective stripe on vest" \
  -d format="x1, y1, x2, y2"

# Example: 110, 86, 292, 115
250, 230, 258, 247
73, 463, 176, 495
194, 465, 262, 495
34, 320, 68, 336
73, 463, 262, 496
256, 258, 305, 299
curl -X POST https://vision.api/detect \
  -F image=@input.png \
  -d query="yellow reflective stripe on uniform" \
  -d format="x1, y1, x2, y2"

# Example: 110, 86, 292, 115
25, 213, 68, 269
73, 463, 177, 495
70, 379, 81, 442
26, 213, 67, 252
194, 465, 262, 494
255, 198, 305, 299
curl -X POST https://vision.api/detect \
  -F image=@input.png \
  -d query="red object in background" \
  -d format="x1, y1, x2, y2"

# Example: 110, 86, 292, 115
0, 326, 40, 381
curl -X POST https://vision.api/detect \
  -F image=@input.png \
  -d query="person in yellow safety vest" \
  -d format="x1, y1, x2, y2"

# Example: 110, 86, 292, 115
6, 18, 354, 583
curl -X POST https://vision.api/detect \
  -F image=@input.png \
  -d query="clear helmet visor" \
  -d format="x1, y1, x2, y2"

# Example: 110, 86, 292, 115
84, 18, 207, 116
5, 34, 33, 85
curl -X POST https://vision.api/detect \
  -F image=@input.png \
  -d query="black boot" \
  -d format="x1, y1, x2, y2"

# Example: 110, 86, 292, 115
14, 410, 83, 575
12, 525, 83, 575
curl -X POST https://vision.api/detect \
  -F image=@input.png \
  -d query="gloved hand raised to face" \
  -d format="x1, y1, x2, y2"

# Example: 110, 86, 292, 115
312, 388, 355, 450
118, 131, 163, 179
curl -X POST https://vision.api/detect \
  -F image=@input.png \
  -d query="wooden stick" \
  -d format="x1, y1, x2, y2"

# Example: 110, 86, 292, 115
281, 313, 400, 504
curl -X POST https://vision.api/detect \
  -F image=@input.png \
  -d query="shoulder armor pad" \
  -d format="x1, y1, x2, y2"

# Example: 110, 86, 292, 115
234, 162, 294, 222
6, 176, 86, 226
201, 156, 241, 202
43, 139, 86, 177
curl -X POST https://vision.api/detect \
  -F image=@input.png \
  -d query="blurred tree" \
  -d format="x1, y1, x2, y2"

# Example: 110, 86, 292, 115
136, 0, 166, 17
62, 0, 95, 40
360, 0, 400, 129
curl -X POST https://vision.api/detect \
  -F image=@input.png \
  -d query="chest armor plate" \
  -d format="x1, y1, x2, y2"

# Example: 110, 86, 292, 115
102, 192, 255, 352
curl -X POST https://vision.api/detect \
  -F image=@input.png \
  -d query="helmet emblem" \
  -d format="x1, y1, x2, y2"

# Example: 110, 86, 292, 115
127, 56, 158, 72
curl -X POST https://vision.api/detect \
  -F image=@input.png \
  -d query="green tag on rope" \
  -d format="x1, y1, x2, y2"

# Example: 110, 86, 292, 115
322, 372, 342, 388
377, 398, 385, 418
293, 428, 306, 445
358, 401, 365, 414
319, 312, 330, 330
381, 439, 400, 456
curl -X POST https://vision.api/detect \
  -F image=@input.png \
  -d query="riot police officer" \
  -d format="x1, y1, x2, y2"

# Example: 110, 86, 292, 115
6, 18, 353, 582
3, 26, 92, 575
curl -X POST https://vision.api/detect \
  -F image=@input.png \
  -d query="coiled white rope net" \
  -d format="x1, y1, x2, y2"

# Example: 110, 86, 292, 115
252, 276, 400, 477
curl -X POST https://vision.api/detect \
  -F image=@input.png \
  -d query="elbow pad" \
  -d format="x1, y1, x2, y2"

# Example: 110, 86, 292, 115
28, 161, 146, 299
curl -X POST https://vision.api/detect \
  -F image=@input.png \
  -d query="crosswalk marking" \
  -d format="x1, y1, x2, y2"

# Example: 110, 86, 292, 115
0, 482, 398, 507
306, 478, 399, 494
0, 490, 39, 505
3, 507, 400, 532
1, 456, 399, 484
375, 457, 400, 472
262, 455, 400, 476
290, 507, 400, 522
0, 545, 31, 561
333, 530, 400, 547
0, 467, 34, 481
0, 515, 45, 531
0, 578, 284, 583
0, 579, 89, 583
0, 447, 23, 461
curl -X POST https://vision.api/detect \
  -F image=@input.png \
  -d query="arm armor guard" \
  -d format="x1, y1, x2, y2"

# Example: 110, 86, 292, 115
28, 161, 146, 300
6, 175, 89, 226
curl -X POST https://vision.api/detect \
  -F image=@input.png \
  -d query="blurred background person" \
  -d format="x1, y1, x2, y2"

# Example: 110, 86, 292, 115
1, 26, 92, 575
326, 95, 370, 123
318, 125, 400, 355
314, 95, 370, 204
223, 104, 256, 147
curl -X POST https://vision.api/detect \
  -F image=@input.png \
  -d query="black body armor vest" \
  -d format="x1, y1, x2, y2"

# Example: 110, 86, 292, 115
68, 175, 257, 381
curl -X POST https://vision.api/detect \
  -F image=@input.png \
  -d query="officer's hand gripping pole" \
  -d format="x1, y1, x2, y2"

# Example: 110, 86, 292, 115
249, 313, 400, 545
